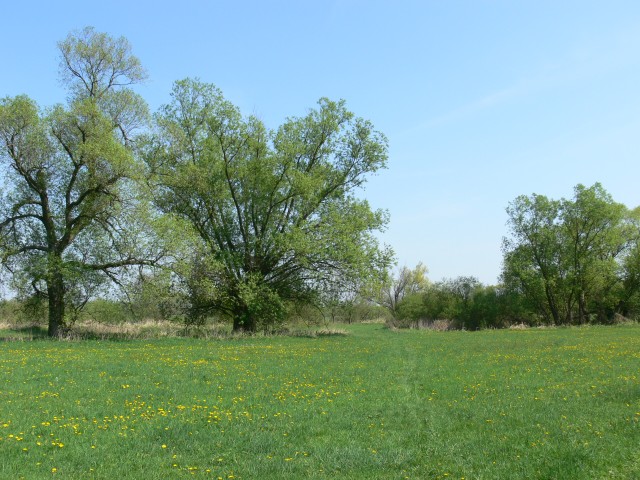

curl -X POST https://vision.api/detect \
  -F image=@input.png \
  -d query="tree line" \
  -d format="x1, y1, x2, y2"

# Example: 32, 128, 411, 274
2, 29, 638, 337
387, 184, 640, 329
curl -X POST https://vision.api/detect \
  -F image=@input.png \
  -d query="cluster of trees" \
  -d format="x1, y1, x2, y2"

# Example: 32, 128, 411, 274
387, 184, 640, 329
501, 183, 640, 325
2, 29, 638, 337
0, 28, 392, 336
379, 270, 524, 330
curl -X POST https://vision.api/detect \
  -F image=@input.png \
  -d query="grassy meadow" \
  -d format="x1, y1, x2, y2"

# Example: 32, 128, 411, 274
0, 323, 638, 479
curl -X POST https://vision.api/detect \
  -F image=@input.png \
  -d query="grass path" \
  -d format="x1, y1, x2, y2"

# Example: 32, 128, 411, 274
0, 324, 638, 478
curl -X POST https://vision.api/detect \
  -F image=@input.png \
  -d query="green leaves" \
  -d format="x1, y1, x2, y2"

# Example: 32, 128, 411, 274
502, 183, 633, 324
58, 26, 147, 100
148, 79, 392, 331
0, 28, 157, 336
2, 30, 394, 335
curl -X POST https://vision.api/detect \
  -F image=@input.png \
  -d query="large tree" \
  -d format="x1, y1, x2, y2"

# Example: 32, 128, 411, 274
0, 28, 161, 336
502, 193, 568, 323
560, 184, 629, 323
502, 183, 630, 324
146, 79, 393, 332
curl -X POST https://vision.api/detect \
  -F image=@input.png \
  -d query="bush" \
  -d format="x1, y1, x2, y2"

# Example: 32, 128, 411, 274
82, 299, 130, 324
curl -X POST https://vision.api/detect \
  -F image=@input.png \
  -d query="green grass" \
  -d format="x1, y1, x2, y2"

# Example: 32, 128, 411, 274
0, 324, 49, 341
0, 324, 638, 479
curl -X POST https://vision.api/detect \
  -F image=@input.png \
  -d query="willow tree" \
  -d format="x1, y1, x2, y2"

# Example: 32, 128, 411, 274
0, 28, 161, 336
502, 184, 630, 324
147, 79, 392, 331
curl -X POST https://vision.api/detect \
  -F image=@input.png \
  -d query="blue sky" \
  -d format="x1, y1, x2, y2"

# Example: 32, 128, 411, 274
2, 1, 639, 284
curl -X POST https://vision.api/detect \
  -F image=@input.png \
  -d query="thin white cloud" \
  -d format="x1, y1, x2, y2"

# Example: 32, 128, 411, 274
418, 83, 530, 130
402, 22, 640, 136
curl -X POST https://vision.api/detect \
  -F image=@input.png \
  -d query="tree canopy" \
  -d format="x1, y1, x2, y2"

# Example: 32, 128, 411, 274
145, 79, 393, 331
502, 183, 634, 324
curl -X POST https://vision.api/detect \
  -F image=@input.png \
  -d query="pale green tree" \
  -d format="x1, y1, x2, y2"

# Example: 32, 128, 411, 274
381, 262, 429, 319
0, 28, 162, 336
146, 79, 393, 332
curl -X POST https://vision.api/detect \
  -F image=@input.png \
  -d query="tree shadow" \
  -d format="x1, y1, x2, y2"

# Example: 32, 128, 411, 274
0, 324, 48, 341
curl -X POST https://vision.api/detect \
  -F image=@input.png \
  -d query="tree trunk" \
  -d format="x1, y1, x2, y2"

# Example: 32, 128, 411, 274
544, 285, 560, 324
578, 291, 587, 324
47, 267, 66, 338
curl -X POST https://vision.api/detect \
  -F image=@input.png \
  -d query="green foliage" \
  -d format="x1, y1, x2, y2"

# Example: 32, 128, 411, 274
0, 296, 48, 325
236, 274, 288, 332
394, 292, 425, 324
380, 262, 429, 320
81, 298, 130, 324
323, 298, 388, 325
502, 183, 637, 325
146, 79, 393, 331
393, 276, 539, 330
0, 28, 162, 337
119, 271, 188, 323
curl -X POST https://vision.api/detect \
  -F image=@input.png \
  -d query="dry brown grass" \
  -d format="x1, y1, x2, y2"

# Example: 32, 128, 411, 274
0, 319, 232, 341
1, 319, 357, 341
69, 319, 231, 340
314, 327, 350, 336
360, 317, 387, 324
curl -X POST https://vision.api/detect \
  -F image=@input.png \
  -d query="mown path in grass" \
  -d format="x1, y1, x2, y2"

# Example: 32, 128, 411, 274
0, 324, 638, 479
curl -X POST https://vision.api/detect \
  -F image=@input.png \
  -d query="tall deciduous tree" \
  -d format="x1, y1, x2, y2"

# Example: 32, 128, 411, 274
146, 79, 393, 332
0, 28, 161, 336
502, 183, 630, 324
502, 193, 568, 323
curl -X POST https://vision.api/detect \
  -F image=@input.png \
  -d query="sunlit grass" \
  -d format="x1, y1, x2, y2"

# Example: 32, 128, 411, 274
0, 324, 638, 478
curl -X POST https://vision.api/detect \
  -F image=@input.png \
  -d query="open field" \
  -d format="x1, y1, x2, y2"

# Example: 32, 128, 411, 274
0, 324, 638, 479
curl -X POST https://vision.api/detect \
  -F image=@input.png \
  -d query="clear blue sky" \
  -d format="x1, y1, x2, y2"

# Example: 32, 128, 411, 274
2, 1, 639, 284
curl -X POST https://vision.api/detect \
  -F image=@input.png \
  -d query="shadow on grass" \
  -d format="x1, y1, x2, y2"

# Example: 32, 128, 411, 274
0, 324, 49, 341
